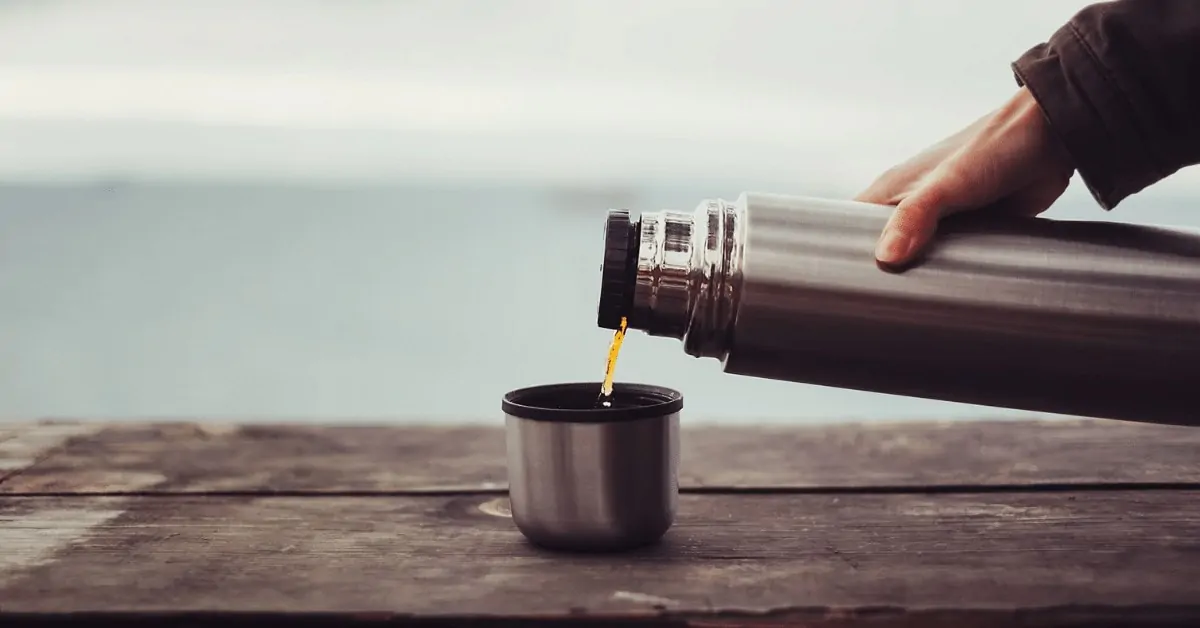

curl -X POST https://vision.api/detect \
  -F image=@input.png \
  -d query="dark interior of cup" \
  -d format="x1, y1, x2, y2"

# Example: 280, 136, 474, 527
502, 382, 683, 423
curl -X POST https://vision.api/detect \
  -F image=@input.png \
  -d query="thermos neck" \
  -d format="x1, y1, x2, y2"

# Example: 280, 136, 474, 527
597, 198, 744, 360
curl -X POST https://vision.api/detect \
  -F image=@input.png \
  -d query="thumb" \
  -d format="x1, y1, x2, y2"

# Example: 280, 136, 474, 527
874, 182, 952, 270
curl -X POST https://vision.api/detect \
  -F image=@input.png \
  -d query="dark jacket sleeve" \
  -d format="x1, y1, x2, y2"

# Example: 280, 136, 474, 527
1012, 0, 1200, 210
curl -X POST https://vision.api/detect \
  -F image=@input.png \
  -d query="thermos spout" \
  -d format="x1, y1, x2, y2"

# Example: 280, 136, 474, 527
598, 200, 745, 360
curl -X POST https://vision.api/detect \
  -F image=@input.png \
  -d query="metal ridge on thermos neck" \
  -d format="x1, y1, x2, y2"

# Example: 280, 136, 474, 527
596, 192, 1200, 427
596, 197, 743, 360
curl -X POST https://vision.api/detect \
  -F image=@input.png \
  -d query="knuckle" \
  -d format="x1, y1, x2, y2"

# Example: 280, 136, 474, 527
935, 158, 977, 192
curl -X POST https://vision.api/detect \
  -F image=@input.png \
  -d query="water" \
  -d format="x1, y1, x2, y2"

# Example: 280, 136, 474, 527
0, 179, 1197, 424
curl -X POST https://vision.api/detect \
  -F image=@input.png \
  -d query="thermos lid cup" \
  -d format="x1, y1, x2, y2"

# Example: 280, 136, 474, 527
503, 382, 682, 552
502, 381, 682, 422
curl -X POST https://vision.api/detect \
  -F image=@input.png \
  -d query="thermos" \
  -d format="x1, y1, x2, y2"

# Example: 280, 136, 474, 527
596, 192, 1200, 427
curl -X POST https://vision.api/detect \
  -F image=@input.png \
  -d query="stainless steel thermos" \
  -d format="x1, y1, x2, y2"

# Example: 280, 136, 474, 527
597, 192, 1200, 427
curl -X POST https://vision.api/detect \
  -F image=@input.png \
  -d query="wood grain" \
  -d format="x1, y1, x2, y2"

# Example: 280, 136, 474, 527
0, 423, 102, 478
3, 419, 1199, 494
1, 491, 1198, 621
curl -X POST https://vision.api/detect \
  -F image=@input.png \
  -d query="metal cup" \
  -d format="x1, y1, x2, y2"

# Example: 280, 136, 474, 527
502, 382, 682, 552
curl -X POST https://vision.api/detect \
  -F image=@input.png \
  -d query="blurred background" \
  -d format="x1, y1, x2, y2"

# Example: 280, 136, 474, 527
1, 0, 1198, 424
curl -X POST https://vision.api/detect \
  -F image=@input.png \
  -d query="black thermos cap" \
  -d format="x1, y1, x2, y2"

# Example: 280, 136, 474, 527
597, 210, 640, 330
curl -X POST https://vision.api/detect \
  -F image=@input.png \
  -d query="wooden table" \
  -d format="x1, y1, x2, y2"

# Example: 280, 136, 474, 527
2, 418, 1199, 627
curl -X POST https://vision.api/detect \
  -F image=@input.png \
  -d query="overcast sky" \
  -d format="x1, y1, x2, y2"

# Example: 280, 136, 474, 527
0, 0, 1196, 193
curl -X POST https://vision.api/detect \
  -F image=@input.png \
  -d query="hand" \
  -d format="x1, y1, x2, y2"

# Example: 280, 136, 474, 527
856, 86, 1076, 270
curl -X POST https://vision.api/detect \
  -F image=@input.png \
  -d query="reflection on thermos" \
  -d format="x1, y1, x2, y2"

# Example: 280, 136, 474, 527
596, 192, 1200, 427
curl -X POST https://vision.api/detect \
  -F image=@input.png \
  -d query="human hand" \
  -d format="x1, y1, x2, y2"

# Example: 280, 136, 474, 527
856, 86, 1077, 270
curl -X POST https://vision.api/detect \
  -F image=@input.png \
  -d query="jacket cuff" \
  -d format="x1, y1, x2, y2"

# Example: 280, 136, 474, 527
1011, 23, 1161, 211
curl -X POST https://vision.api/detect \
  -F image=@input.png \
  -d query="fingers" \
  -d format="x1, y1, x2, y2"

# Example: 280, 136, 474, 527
854, 168, 905, 206
874, 183, 949, 270
871, 145, 1002, 269
874, 174, 1071, 271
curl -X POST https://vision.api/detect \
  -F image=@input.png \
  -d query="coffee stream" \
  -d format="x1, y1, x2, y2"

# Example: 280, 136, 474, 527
595, 316, 628, 408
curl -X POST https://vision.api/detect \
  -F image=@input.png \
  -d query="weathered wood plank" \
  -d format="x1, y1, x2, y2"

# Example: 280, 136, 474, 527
3, 419, 1199, 493
0, 422, 508, 493
1, 491, 1198, 621
0, 423, 103, 478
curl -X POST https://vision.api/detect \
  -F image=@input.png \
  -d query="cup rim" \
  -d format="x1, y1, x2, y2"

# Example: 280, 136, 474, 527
502, 382, 683, 423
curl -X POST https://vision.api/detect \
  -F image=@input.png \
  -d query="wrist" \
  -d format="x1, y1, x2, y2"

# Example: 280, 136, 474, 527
1010, 86, 1077, 177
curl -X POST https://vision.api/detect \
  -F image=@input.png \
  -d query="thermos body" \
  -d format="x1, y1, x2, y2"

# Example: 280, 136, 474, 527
597, 192, 1200, 426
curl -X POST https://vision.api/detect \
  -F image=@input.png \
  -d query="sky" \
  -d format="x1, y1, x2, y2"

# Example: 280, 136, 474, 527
1, 0, 1195, 193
